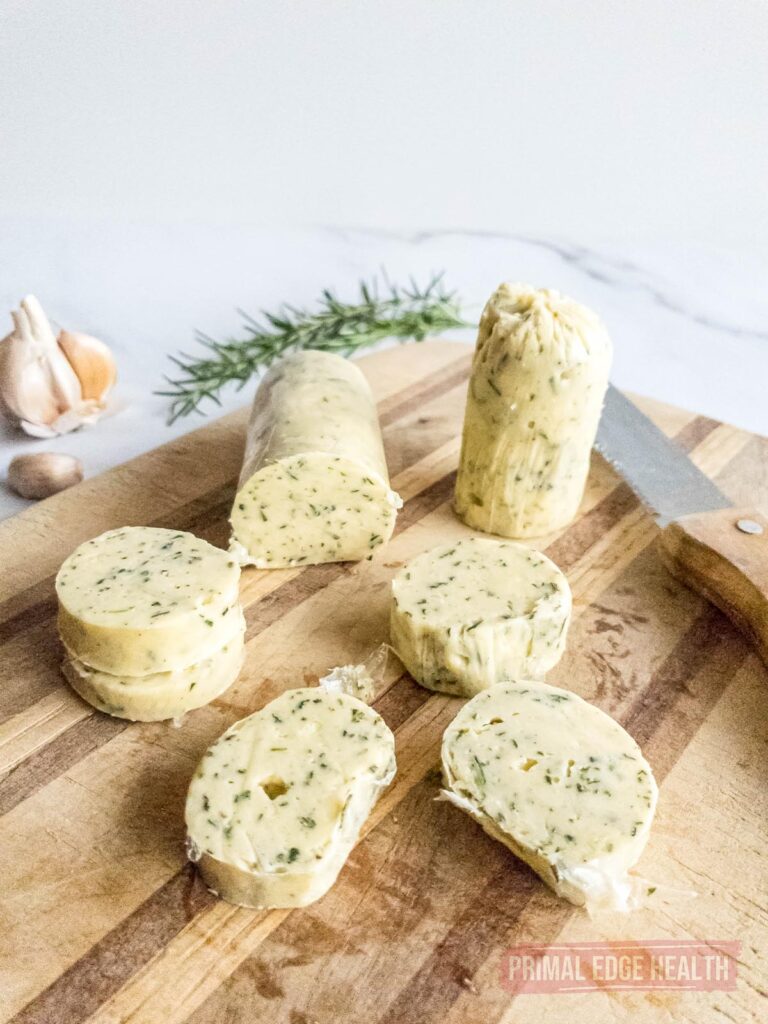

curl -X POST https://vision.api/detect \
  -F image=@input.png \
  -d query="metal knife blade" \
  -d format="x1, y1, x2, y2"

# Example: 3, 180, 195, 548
595, 384, 731, 527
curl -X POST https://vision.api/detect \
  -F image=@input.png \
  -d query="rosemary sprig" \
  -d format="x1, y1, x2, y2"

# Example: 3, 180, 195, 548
158, 273, 469, 422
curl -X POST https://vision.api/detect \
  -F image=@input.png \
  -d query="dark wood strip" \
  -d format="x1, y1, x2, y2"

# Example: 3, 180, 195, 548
9, 866, 216, 1024
374, 673, 432, 734
675, 414, 721, 452
0, 714, 126, 817
0, 595, 58, 649
622, 605, 746, 763
546, 482, 637, 571
376, 869, 569, 1024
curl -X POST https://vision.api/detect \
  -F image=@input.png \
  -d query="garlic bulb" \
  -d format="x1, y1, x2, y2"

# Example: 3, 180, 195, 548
0, 296, 116, 437
7, 452, 84, 499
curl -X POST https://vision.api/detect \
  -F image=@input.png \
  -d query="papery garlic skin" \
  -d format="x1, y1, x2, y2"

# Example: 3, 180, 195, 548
0, 296, 116, 437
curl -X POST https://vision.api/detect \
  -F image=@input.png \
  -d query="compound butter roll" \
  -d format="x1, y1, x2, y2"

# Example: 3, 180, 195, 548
230, 350, 401, 568
455, 284, 611, 538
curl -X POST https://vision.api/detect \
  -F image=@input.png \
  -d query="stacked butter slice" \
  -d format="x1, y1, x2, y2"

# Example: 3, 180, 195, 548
56, 527, 245, 721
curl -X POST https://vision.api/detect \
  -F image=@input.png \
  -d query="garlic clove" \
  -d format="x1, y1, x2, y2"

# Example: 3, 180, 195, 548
15, 297, 83, 413
0, 328, 62, 426
7, 452, 84, 499
58, 329, 117, 403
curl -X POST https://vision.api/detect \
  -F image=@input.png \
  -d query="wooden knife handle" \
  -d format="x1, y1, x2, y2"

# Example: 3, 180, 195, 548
659, 508, 768, 665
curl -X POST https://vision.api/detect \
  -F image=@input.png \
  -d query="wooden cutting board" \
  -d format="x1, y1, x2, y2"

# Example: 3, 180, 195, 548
1, 341, 766, 1024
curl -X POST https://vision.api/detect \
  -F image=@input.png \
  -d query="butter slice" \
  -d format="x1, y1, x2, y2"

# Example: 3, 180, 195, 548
61, 635, 244, 722
441, 680, 658, 911
56, 527, 243, 675
185, 687, 396, 908
230, 350, 400, 568
390, 537, 571, 696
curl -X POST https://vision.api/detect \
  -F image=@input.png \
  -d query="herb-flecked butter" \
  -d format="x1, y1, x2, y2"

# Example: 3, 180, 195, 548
185, 686, 396, 909
56, 526, 243, 676
441, 680, 658, 911
455, 284, 611, 538
390, 537, 571, 696
229, 350, 401, 568
61, 635, 244, 722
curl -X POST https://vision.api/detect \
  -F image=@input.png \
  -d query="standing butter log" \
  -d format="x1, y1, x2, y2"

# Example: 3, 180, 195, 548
230, 350, 401, 568
455, 284, 612, 538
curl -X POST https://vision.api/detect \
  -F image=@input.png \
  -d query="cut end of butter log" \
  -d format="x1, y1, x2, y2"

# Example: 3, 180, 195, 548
441, 680, 658, 911
56, 527, 245, 721
229, 350, 401, 569
185, 687, 396, 909
390, 537, 571, 696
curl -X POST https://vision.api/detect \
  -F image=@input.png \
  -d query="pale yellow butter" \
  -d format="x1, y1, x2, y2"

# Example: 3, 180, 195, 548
56, 526, 243, 675
390, 537, 571, 696
61, 634, 244, 722
230, 350, 400, 568
441, 680, 658, 911
455, 284, 611, 538
185, 687, 395, 909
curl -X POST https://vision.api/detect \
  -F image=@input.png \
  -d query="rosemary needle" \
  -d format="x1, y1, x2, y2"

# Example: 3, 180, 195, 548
158, 272, 470, 423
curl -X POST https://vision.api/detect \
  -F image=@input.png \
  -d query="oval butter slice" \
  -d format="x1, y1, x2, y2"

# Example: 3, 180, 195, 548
441, 680, 658, 911
185, 687, 396, 908
56, 527, 243, 675
390, 537, 571, 696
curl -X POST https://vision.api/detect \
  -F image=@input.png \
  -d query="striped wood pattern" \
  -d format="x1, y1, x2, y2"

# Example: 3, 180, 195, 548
0, 342, 765, 1024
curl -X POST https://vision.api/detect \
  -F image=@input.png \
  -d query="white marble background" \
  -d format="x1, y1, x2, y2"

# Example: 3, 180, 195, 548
1, 1, 767, 519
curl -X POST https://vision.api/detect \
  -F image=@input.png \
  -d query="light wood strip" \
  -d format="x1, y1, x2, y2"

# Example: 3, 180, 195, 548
0, 691, 90, 780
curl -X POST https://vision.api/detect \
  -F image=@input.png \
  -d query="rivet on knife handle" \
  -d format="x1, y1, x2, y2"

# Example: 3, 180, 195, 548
658, 508, 768, 667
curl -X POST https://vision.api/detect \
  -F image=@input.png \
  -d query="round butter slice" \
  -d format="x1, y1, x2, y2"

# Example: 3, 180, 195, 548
62, 634, 245, 722
441, 680, 658, 911
230, 350, 400, 568
185, 687, 396, 909
56, 527, 242, 675
390, 537, 571, 696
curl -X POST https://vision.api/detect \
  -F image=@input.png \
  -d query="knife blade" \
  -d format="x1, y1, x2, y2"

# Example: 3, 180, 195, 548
594, 384, 768, 668
594, 384, 731, 526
